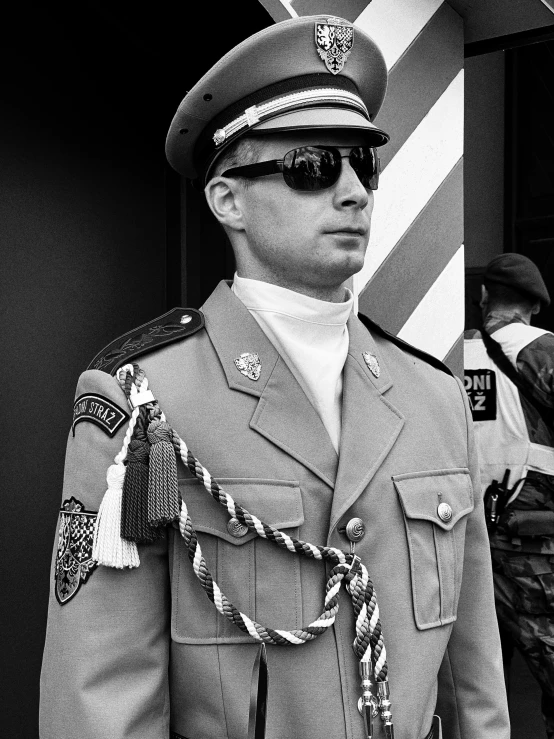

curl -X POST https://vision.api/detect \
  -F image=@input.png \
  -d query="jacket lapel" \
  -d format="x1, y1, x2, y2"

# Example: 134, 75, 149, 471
203, 282, 338, 488
329, 315, 405, 536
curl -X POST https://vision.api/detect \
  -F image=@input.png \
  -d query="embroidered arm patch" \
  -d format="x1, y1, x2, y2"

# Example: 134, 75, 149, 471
72, 393, 129, 437
55, 497, 98, 605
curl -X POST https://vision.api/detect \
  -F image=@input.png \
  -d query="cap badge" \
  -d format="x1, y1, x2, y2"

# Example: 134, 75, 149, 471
315, 18, 354, 75
362, 351, 380, 378
234, 352, 262, 381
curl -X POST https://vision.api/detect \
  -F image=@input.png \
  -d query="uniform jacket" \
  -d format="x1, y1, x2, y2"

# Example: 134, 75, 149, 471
40, 281, 509, 739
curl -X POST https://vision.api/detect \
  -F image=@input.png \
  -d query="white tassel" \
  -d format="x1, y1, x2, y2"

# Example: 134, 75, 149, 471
93, 463, 140, 568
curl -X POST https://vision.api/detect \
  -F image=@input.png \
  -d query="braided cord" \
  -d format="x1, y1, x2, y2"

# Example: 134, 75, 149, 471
114, 363, 146, 464
117, 365, 388, 681
180, 439, 345, 564
180, 497, 351, 644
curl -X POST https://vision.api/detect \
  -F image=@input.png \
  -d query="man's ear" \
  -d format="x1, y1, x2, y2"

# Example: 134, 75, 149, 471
480, 284, 489, 309
204, 177, 246, 233
531, 301, 541, 316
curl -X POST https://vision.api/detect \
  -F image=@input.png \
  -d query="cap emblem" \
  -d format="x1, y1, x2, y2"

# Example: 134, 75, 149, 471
315, 18, 354, 75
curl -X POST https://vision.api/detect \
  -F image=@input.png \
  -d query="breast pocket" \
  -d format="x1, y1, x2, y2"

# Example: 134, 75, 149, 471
171, 478, 304, 644
392, 468, 474, 630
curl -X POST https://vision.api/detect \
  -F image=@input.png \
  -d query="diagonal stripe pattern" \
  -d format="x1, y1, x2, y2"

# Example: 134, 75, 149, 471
354, 0, 465, 370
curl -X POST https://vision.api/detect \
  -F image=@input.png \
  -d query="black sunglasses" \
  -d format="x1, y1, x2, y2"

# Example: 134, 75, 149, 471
222, 145, 380, 192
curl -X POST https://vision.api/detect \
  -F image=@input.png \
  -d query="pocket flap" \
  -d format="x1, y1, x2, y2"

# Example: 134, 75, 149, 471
178, 477, 304, 545
392, 468, 473, 531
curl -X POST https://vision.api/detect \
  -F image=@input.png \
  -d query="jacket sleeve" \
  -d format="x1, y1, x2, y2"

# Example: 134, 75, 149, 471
39, 370, 171, 739
436, 376, 510, 739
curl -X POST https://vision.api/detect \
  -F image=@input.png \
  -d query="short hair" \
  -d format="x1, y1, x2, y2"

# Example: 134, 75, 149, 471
209, 136, 265, 186
483, 279, 538, 310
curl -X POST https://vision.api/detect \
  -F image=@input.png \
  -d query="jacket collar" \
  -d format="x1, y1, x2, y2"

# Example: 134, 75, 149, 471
202, 281, 404, 504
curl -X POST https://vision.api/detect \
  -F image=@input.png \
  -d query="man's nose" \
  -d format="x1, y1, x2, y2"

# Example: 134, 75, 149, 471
333, 158, 370, 210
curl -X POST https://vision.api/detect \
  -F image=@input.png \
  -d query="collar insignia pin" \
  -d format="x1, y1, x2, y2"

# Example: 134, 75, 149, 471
315, 17, 354, 75
234, 352, 262, 381
362, 351, 380, 378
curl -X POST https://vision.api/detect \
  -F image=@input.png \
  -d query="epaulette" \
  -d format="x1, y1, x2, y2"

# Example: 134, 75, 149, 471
87, 308, 205, 375
359, 313, 453, 377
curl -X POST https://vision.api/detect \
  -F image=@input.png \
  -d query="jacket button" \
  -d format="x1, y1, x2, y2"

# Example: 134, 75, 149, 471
227, 517, 249, 538
345, 517, 365, 542
437, 503, 453, 522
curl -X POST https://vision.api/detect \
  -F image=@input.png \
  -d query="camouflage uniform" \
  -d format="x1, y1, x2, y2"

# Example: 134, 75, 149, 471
479, 313, 554, 738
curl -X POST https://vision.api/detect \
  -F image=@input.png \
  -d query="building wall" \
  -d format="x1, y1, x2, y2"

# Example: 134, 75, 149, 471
0, 16, 168, 738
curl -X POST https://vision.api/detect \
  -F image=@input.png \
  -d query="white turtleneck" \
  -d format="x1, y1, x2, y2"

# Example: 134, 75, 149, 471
232, 274, 353, 452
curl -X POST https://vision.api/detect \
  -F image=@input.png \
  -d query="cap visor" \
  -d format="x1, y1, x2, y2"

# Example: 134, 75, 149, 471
249, 107, 389, 146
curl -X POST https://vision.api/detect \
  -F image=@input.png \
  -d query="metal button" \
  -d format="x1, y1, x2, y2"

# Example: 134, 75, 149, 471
344, 517, 365, 542
437, 502, 453, 522
227, 517, 249, 538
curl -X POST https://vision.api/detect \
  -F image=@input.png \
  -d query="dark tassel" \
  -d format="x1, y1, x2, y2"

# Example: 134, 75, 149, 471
121, 439, 160, 543
147, 419, 180, 527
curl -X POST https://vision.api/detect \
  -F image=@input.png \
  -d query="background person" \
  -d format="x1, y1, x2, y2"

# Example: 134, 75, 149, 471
465, 252, 554, 739
40, 16, 509, 739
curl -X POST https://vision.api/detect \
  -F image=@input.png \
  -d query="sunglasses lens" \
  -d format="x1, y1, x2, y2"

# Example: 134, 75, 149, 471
283, 147, 340, 191
349, 147, 379, 190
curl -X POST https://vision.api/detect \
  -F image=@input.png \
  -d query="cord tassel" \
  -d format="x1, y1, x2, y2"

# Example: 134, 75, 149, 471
121, 439, 160, 543
93, 463, 140, 568
147, 419, 180, 527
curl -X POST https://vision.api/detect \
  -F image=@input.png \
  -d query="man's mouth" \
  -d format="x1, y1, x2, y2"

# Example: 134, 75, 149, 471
327, 227, 368, 236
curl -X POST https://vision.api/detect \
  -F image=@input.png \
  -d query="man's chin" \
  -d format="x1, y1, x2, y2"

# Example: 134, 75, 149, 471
313, 264, 365, 294
332, 250, 367, 280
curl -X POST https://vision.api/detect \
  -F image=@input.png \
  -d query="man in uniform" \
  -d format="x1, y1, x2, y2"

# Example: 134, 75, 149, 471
465, 252, 554, 738
40, 16, 509, 739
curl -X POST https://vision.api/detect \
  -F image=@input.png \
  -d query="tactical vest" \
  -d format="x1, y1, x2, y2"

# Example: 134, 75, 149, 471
464, 323, 554, 499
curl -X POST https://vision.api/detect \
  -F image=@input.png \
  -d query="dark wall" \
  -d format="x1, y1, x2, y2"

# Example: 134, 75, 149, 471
505, 40, 554, 331
0, 4, 271, 737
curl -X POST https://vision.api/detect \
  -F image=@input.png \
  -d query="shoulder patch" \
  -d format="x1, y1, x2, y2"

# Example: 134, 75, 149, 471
55, 497, 98, 605
358, 313, 453, 377
87, 308, 205, 375
72, 393, 129, 437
